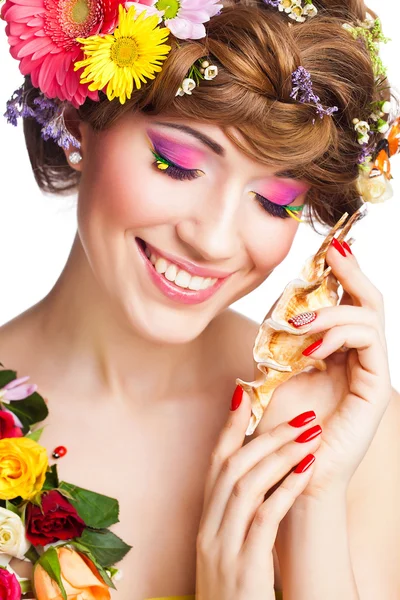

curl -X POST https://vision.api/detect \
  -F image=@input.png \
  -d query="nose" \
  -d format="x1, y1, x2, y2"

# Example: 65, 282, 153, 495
175, 184, 243, 262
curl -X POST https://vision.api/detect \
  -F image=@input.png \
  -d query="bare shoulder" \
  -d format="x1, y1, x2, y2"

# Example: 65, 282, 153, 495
0, 305, 43, 373
210, 308, 259, 383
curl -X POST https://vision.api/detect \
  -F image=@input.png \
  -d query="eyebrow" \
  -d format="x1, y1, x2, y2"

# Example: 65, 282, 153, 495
152, 121, 303, 181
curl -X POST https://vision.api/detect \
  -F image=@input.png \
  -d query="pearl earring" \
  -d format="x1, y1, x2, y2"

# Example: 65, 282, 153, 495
69, 151, 82, 164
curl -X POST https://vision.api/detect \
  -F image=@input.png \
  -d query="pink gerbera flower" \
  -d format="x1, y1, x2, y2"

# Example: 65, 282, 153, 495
126, 0, 223, 39
1, 0, 122, 107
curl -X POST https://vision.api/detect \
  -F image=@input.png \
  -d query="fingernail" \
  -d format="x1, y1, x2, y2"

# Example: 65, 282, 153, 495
288, 311, 317, 328
295, 424, 322, 443
302, 338, 323, 356
341, 241, 353, 255
288, 410, 316, 428
230, 384, 243, 411
294, 453, 315, 473
331, 237, 346, 257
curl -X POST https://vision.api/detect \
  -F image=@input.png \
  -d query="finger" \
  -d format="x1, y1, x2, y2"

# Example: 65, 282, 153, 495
217, 431, 322, 555
202, 387, 252, 513
289, 305, 386, 348
303, 324, 389, 380
242, 460, 315, 563
325, 240, 384, 314
199, 414, 320, 548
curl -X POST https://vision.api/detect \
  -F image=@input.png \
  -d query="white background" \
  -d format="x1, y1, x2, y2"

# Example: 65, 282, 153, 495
0, 1, 399, 388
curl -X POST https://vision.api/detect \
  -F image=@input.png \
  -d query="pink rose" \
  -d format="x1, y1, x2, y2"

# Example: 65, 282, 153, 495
0, 568, 21, 600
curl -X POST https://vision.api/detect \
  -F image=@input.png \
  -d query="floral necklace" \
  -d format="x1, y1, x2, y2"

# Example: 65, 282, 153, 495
0, 367, 130, 600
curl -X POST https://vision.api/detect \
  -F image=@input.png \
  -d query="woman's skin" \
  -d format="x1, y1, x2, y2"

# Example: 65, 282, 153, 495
0, 113, 399, 598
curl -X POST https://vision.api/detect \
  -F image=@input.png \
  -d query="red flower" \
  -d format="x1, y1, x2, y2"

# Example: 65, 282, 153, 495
0, 567, 21, 600
0, 410, 23, 440
26, 490, 85, 546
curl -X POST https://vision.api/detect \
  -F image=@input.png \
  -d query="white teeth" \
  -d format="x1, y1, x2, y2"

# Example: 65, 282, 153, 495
175, 270, 191, 288
143, 243, 219, 291
155, 257, 168, 274
188, 276, 204, 291
165, 264, 178, 281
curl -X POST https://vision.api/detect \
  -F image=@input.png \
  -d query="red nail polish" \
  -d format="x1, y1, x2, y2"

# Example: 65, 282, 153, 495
288, 311, 317, 328
288, 410, 316, 428
341, 241, 353, 255
302, 338, 323, 356
230, 384, 243, 411
294, 453, 315, 473
331, 237, 346, 257
295, 424, 322, 443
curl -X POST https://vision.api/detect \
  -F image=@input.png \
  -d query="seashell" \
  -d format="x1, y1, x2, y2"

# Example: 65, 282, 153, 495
236, 207, 364, 436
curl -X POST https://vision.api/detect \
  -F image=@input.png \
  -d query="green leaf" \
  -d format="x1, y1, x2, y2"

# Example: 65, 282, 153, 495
0, 369, 17, 389
37, 547, 67, 600
26, 427, 44, 442
69, 541, 116, 589
58, 482, 119, 529
43, 464, 59, 491
25, 545, 40, 563
5, 500, 20, 516
19, 579, 33, 594
74, 528, 132, 568
6, 392, 48, 433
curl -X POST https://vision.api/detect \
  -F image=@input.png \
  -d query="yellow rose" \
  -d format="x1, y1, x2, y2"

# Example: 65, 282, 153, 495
0, 437, 48, 500
34, 547, 111, 600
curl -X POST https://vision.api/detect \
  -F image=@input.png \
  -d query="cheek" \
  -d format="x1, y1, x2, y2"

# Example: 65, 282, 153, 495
246, 218, 297, 273
78, 126, 176, 231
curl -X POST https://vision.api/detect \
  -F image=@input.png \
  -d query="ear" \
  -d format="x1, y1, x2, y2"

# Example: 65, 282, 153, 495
62, 106, 88, 172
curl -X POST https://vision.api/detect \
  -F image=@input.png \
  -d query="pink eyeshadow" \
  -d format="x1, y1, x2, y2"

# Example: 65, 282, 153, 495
147, 130, 205, 169
258, 180, 309, 206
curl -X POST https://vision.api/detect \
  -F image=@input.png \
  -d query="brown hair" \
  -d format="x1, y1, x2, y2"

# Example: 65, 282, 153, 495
22, 0, 398, 229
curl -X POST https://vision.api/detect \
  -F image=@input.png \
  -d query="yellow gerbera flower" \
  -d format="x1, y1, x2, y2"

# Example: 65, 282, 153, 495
74, 4, 171, 104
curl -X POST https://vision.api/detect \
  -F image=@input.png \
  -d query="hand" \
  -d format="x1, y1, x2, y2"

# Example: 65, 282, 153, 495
196, 389, 322, 600
290, 238, 392, 500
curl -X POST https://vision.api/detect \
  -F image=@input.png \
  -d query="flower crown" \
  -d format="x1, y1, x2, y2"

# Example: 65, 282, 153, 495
2, 0, 399, 211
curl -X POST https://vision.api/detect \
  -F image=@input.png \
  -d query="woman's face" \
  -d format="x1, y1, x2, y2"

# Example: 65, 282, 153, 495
73, 111, 310, 344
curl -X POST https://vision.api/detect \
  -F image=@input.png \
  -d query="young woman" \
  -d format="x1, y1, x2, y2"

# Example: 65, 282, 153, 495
0, 0, 399, 598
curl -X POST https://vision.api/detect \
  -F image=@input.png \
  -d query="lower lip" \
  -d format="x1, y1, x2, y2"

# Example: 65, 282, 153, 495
135, 239, 229, 305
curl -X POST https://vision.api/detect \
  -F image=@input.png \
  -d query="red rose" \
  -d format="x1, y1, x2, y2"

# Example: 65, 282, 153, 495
0, 567, 21, 600
26, 490, 85, 546
0, 410, 23, 439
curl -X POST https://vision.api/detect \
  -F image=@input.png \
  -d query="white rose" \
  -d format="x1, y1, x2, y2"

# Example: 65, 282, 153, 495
204, 65, 218, 80
182, 78, 196, 95
0, 507, 30, 559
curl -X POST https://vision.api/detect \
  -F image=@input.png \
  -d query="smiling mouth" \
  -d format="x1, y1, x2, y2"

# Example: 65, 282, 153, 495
136, 238, 219, 292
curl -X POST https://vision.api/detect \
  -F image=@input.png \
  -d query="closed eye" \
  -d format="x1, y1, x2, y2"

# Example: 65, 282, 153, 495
150, 148, 304, 219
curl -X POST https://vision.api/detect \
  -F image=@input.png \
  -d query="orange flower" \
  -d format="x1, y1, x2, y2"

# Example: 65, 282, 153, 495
34, 547, 111, 600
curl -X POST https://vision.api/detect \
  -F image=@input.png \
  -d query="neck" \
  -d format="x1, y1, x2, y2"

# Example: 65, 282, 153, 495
35, 234, 209, 404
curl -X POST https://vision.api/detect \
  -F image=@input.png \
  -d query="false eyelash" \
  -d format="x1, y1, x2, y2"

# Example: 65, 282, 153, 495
150, 149, 202, 181
150, 148, 295, 219
252, 192, 291, 219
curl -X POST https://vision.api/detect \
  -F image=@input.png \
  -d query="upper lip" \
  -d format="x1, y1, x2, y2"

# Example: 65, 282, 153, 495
142, 240, 234, 279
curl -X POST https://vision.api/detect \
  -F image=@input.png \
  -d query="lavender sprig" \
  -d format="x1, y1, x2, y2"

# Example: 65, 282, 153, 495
4, 84, 80, 149
290, 66, 339, 123
263, 0, 281, 7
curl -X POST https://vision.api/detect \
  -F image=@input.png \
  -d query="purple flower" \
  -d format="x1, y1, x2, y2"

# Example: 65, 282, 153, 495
290, 66, 338, 122
263, 0, 281, 6
0, 376, 37, 403
4, 84, 80, 149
